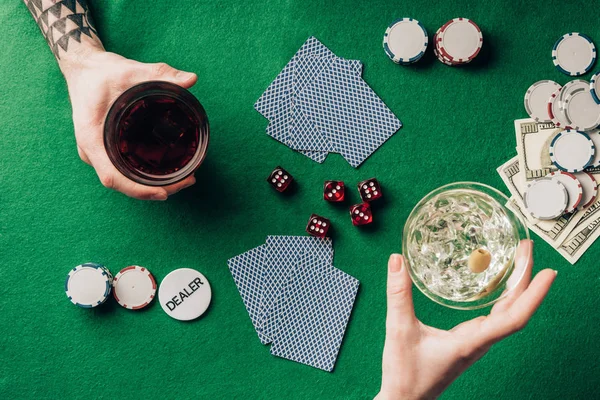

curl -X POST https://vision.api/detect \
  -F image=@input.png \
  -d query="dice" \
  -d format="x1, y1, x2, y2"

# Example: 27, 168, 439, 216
358, 178, 382, 202
324, 181, 345, 202
350, 203, 373, 226
267, 166, 293, 192
306, 214, 330, 238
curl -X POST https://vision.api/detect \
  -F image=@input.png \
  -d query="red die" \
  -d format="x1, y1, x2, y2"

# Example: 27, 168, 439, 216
350, 203, 373, 226
267, 166, 293, 192
324, 181, 345, 202
306, 214, 330, 238
358, 178, 382, 202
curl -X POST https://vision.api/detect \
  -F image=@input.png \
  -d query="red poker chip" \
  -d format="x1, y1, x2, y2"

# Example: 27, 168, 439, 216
112, 265, 157, 310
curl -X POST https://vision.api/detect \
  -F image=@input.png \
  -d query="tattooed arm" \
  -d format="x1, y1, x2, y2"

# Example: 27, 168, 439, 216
24, 0, 198, 200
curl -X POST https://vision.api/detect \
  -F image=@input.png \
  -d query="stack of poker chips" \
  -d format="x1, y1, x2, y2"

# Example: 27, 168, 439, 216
521, 129, 598, 221
525, 78, 600, 131
65, 263, 113, 308
65, 263, 158, 310
383, 18, 429, 65
433, 18, 483, 66
524, 33, 600, 129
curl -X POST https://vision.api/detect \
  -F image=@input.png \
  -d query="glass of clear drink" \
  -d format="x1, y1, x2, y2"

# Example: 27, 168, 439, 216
402, 182, 530, 310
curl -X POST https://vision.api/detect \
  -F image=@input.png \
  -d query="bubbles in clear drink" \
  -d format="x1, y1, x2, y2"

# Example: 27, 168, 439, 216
405, 189, 519, 301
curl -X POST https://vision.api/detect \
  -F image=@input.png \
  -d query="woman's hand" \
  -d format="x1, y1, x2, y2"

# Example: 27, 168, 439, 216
375, 240, 556, 400
64, 50, 198, 200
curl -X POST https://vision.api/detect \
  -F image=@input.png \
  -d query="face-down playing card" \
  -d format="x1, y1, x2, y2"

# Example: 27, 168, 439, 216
269, 253, 359, 372
296, 57, 402, 167
227, 244, 270, 344
258, 236, 334, 343
269, 55, 364, 153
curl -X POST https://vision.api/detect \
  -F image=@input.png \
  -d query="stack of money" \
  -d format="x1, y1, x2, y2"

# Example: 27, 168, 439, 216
497, 119, 600, 264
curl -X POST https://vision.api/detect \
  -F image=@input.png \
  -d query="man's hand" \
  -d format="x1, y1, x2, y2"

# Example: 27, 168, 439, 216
24, 1, 198, 200
64, 51, 199, 200
375, 240, 556, 400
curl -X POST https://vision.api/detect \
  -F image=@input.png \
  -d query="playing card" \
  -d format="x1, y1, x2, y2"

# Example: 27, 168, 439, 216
254, 36, 339, 122
270, 254, 359, 372
227, 244, 269, 344
267, 123, 328, 164
296, 57, 402, 167
258, 236, 334, 343
267, 251, 335, 344
272, 55, 364, 153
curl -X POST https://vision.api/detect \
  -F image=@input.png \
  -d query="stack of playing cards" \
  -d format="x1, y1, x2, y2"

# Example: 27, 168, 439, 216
227, 236, 359, 372
254, 36, 402, 167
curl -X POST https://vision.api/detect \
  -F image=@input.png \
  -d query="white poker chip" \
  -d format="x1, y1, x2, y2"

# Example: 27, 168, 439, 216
549, 129, 595, 172
585, 129, 600, 167
557, 80, 589, 114
563, 87, 600, 131
112, 266, 157, 310
524, 177, 568, 220
573, 171, 598, 209
437, 18, 483, 63
590, 71, 600, 105
547, 87, 569, 128
158, 268, 212, 321
547, 171, 582, 213
552, 33, 597, 76
65, 263, 112, 308
524, 80, 561, 122
383, 18, 428, 64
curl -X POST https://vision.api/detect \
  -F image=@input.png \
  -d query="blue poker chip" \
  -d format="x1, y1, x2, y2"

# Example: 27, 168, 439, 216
383, 18, 428, 64
590, 71, 600, 104
65, 263, 112, 308
549, 129, 595, 173
552, 33, 597, 76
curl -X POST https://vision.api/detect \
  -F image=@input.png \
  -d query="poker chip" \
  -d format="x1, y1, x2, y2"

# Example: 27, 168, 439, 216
558, 79, 589, 107
436, 18, 483, 64
383, 18, 428, 64
547, 171, 583, 213
547, 87, 569, 128
563, 87, 600, 131
573, 172, 598, 209
552, 33, 596, 76
158, 268, 212, 321
549, 129, 595, 172
65, 263, 112, 308
524, 177, 568, 220
112, 265, 157, 310
524, 80, 561, 122
590, 71, 600, 104
585, 129, 600, 167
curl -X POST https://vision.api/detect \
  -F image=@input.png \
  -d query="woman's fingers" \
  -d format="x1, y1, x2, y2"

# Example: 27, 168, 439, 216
491, 240, 534, 314
385, 254, 419, 337
479, 269, 556, 346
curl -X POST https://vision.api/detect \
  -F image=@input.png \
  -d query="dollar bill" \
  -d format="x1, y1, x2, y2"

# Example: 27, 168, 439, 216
514, 118, 560, 181
558, 211, 600, 264
497, 156, 586, 247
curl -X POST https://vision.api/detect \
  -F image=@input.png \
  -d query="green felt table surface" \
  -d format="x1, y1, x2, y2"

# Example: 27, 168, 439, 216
1, 1, 599, 399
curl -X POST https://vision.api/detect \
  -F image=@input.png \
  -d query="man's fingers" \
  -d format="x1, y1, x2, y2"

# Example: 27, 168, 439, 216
491, 240, 534, 314
146, 62, 198, 89
386, 254, 418, 335
87, 151, 169, 201
163, 175, 196, 195
77, 146, 91, 165
481, 268, 556, 345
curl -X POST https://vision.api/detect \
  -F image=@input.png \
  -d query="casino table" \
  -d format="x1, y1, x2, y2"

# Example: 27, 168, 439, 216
2, 1, 599, 399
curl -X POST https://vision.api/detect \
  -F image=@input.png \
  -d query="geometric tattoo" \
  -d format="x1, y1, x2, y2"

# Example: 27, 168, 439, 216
23, 0, 99, 59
